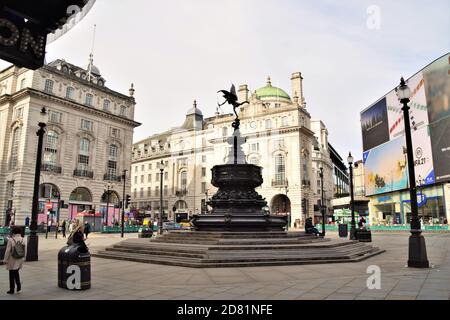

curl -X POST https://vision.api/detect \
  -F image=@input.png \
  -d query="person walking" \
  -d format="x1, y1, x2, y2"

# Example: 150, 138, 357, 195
61, 220, 66, 238
84, 221, 91, 239
3, 226, 26, 294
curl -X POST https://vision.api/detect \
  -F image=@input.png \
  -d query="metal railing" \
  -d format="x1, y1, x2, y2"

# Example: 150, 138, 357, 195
103, 173, 122, 182
175, 189, 188, 197
272, 179, 288, 187
73, 169, 94, 178
41, 163, 62, 174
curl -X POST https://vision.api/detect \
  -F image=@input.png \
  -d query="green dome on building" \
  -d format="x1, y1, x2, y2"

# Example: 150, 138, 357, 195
255, 77, 291, 101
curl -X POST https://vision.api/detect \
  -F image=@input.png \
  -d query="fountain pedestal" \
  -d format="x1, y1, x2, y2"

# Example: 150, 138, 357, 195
191, 128, 287, 231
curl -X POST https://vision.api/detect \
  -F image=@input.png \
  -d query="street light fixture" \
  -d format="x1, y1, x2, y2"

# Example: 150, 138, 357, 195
347, 152, 357, 240
157, 160, 165, 235
26, 107, 47, 262
396, 77, 429, 268
319, 166, 325, 237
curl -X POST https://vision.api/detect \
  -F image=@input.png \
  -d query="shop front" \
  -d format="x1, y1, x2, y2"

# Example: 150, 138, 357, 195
369, 184, 448, 225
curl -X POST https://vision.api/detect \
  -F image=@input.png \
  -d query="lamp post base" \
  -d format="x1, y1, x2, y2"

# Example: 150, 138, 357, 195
408, 232, 429, 268
349, 226, 357, 240
26, 232, 39, 262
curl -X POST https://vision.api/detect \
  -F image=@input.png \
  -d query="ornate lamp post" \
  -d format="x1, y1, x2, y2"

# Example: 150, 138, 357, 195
396, 77, 429, 268
26, 107, 47, 262
319, 166, 325, 237
157, 160, 165, 235
121, 169, 127, 238
347, 152, 357, 240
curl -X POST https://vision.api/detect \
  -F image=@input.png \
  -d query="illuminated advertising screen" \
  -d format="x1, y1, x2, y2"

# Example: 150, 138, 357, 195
424, 55, 450, 183
361, 98, 389, 151
361, 52, 450, 195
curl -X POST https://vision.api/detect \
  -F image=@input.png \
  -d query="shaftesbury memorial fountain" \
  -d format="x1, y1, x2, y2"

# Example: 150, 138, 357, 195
94, 86, 384, 267
191, 85, 287, 231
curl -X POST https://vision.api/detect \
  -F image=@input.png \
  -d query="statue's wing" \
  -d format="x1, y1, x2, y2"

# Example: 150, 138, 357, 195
230, 84, 237, 99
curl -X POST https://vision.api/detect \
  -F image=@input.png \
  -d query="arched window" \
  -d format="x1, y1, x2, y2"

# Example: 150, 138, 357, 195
43, 131, 59, 165
103, 99, 110, 111
10, 127, 21, 169
66, 86, 75, 99
77, 138, 90, 170
274, 154, 286, 184
69, 187, 92, 202
85, 93, 93, 106
39, 183, 60, 199
107, 144, 118, 176
303, 153, 309, 181
180, 171, 188, 191
222, 127, 228, 137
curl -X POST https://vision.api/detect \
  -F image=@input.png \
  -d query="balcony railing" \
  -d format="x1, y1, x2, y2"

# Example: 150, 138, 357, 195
272, 179, 288, 187
175, 189, 188, 197
103, 173, 122, 182
73, 169, 94, 178
302, 180, 311, 187
41, 163, 62, 174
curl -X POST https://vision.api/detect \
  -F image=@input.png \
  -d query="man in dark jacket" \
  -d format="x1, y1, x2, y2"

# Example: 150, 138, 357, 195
84, 222, 91, 239
305, 217, 320, 236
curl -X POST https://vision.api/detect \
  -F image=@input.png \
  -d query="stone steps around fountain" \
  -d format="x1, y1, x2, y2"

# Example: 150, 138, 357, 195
160, 231, 316, 239
93, 235, 385, 268
104, 242, 374, 260
93, 247, 385, 268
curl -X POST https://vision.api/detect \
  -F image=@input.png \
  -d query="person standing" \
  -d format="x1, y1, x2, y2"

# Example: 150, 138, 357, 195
84, 221, 91, 239
24, 216, 30, 228
3, 226, 26, 294
61, 220, 66, 238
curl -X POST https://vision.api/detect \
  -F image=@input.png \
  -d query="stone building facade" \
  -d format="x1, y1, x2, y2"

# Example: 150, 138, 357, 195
131, 73, 334, 227
0, 58, 140, 226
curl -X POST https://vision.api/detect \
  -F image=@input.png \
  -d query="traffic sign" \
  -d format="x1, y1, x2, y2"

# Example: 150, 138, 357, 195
45, 202, 53, 209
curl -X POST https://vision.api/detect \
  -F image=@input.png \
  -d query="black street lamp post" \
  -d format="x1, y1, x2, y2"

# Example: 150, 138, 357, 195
157, 161, 164, 235
26, 107, 47, 262
319, 167, 325, 237
104, 184, 113, 227
121, 170, 127, 238
347, 153, 357, 240
396, 77, 429, 268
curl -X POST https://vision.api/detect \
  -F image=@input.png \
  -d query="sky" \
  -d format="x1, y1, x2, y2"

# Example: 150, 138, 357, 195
1, 0, 449, 159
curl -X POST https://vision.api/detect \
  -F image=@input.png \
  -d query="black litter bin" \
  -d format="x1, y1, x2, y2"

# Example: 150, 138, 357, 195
338, 224, 348, 237
0, 236, 7, 263
138, 227, 153, 238
357, 229, 372, 242
58, 245, 91, 290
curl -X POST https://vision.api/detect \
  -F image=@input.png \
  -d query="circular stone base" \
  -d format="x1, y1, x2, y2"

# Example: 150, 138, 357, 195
191, 213, 287, 232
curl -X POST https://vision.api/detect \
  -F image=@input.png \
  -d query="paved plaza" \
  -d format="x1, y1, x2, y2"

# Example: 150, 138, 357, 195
1, 232, 450, 300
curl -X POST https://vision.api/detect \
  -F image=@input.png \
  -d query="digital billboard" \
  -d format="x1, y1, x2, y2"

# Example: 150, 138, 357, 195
424, 54, 450, 183
361, 97, 390, 152
364, 137, 408, 196
361, 52, 450, 195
